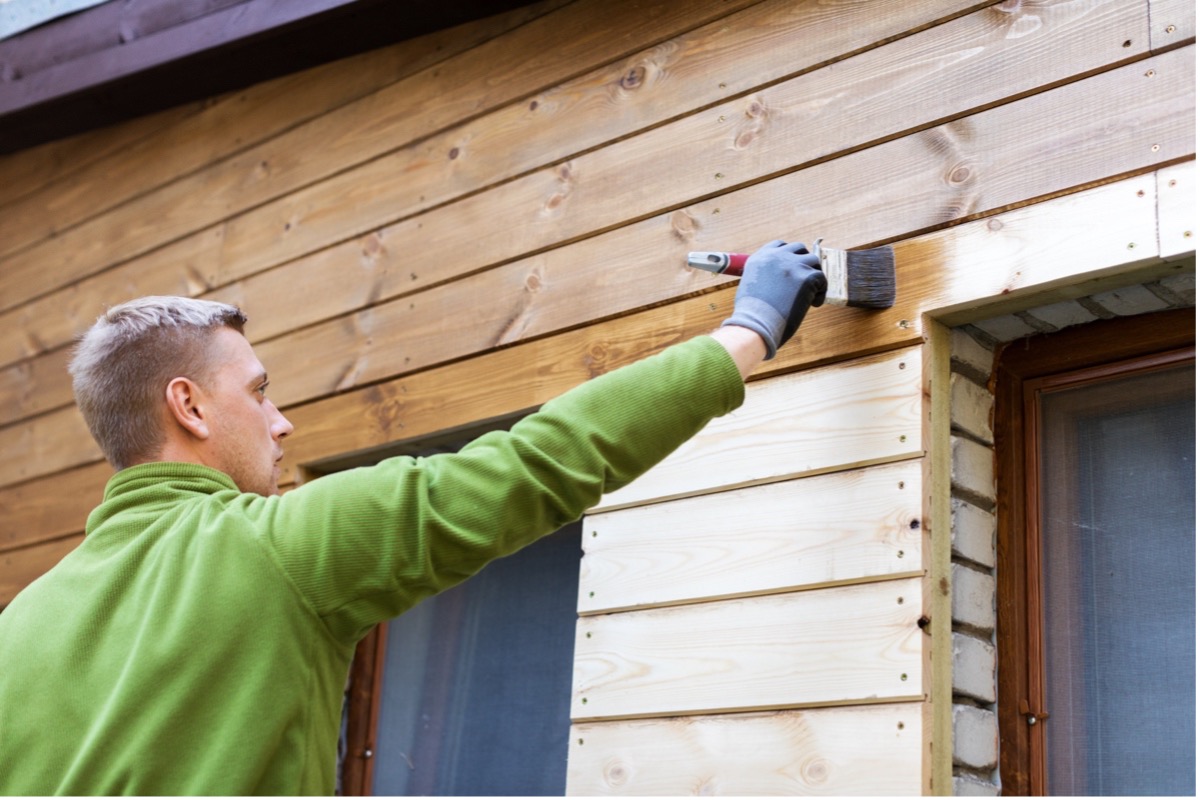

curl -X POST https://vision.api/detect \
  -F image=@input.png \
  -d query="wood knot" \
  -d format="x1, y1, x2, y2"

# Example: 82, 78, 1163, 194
619, 65, 645, 90
745, 98, 767, 119
947, 163, 973, 186
603, 759, 629, 787
557, 162, 574, 182
529, 99, 539, 111
987, 218, 1004, 232
524, 269, 544, 292
360, 232, 386, 261
448, 147, 460, 160
801, 757, 831, 786
583, 342, 611, 378
669, 209, 701, 243
545, 193, 565, 211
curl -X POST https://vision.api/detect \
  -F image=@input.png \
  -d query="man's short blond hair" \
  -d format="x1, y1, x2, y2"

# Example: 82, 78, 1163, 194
69, 296, 248, 470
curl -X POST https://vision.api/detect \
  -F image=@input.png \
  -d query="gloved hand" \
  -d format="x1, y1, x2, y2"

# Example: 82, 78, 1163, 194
720, 240, 827, 359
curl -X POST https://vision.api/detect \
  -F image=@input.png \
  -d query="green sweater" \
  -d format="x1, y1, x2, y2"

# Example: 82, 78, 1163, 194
0, 336, 743, 795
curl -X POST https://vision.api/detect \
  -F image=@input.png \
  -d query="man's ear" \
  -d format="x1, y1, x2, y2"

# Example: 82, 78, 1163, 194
165, 377, 210, 440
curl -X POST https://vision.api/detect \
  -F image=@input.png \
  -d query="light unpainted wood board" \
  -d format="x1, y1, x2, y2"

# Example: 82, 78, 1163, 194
1150, 0, 1196, 49
0, 0, 985, 370
593, 347, 924, 512
0, 0, 768, 315
566, 703, 924, 796
922, 321, 954, 796
578, 460, 924, 615
572, 577, 924, 722
0, 461, 110, 552
0, 534, 82, 607
1157, 161, 1196, 259
0, 1, 566, 261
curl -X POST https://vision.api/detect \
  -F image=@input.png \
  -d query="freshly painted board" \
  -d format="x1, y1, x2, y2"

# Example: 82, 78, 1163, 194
579, 460, 923, 615
593, 347, 923, 512
566, 703, 924, 796
572, 577, 923, 722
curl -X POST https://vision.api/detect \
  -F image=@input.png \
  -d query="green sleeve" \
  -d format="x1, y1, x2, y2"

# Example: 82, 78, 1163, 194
256, 335, 744, 644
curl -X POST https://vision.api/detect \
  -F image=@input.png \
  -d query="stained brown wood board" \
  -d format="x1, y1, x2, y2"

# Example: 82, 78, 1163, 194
0, 10, 1180, 410
579, 460, 924, 615
0, 0, 773, 315
0, 0, 985, 366
3, 160, 1183, 494
0, 461, 110, 553
566, 703, 924, 796
67, 36, 1197, 419
0, 1, 565, 261
200, 0, 1154, 336
572, 577, 923, 722
1, 535, 82, 608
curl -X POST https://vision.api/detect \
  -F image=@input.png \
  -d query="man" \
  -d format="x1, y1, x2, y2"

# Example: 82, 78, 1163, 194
0, 241, 825, 794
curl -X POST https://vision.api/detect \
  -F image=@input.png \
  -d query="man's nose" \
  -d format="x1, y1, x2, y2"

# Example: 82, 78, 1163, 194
268, 400, 295, 439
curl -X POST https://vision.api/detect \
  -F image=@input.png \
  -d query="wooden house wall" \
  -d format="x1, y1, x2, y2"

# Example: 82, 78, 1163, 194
0, 0, 1193, 794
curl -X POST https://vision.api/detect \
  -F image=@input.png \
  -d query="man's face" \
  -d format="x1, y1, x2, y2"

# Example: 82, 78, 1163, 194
202, 327, 294, 495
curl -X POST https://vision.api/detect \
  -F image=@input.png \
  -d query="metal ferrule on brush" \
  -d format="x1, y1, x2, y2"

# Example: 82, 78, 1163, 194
686, 251, 734, 274
813, 239, 850, 307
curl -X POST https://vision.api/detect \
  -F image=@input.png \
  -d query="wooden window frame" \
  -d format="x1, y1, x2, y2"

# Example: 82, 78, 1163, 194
993, 307, 1195, 795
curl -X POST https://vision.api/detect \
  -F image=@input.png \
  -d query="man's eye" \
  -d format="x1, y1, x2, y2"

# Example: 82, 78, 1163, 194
257, 383, 269, 397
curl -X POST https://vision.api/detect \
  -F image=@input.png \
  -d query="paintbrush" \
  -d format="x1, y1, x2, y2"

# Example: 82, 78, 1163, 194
686, 238, 895, 309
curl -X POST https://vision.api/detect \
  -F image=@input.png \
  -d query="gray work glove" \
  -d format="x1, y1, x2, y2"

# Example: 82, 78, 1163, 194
721, 240, 827, 359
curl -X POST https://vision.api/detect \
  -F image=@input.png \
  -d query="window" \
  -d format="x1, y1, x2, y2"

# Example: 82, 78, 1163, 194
995, 308, 1195, 796
332, 424, 582, 796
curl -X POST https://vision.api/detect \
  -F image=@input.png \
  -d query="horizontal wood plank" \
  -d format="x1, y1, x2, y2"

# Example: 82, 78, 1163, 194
208, 0, 1153, 341
0, 534, 83, 608
0, 461, 111, 552
0, 0, 768, 315
594, 347, 924, 512
4, 160, 1184, 489
566, 703, 924, 796
0, 101, 202, 209
0, 404, 99, 488
579, 461, 924, 615
158, 38, 1200, 416
0, 0, 562, 260
572, 578, 924, 722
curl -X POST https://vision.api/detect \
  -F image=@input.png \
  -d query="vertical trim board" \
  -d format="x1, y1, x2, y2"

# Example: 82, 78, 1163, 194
594, 346, 924, 512
566, 703, 924, 796
579, 460, 924, 615
572, 577, 924, 722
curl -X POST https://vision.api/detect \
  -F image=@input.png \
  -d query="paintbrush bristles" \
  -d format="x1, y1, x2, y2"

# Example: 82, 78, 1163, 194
842, 245, 896, 309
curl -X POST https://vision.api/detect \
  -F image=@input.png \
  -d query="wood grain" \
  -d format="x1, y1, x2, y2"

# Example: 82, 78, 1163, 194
0, 1, 564, 260
571, 577, 924, 722
0, 534, 82, 608
579, 460, 924, 615
566, 703, 923, 796
0, 461, 110, 552
0, 0, 768, 315
594, 347, 924, 512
